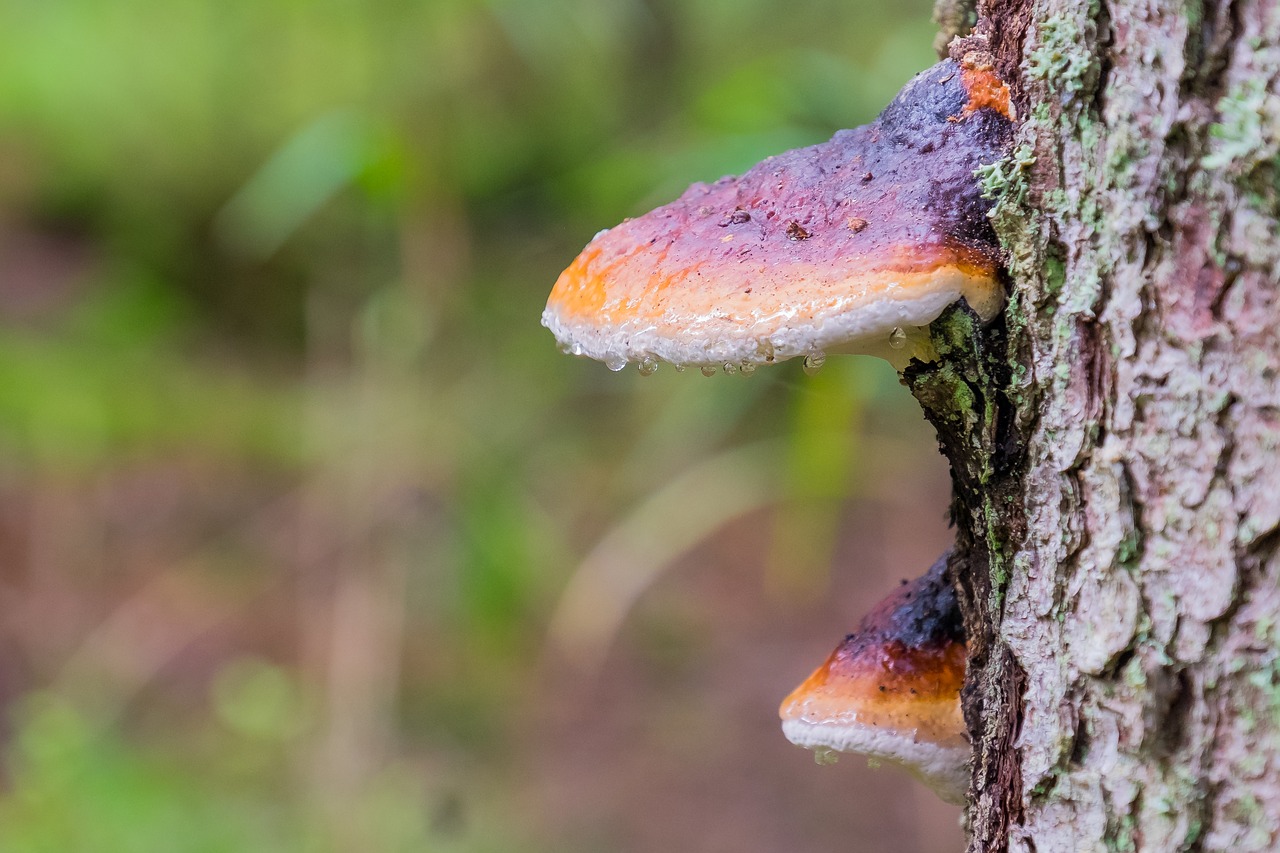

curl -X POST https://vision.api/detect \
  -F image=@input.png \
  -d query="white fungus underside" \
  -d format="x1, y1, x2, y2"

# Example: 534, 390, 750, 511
542, 287, 967, 370
782, 718, 970, 805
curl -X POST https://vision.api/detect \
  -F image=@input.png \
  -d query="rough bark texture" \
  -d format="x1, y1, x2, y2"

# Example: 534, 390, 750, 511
919, 0, 1280, 850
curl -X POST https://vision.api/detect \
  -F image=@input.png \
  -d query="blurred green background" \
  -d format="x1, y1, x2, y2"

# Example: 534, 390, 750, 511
0, 1, 963, 850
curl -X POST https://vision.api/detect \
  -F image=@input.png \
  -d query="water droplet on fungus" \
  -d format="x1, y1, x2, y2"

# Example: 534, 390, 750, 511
814, 747, 840, 766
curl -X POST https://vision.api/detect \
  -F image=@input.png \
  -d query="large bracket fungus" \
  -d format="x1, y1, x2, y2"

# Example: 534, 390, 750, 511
544, 57, 1013, 374
545, 53, 1016, 803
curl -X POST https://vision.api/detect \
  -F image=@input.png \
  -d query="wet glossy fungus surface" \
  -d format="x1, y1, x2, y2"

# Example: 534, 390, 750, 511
545, 59, 1014, 363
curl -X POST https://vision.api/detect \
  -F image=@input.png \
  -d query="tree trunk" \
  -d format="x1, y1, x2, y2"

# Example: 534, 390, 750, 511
917, 1, 1280, 850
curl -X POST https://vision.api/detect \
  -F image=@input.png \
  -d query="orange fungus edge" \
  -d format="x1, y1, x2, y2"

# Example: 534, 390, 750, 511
959, 64, 1014, 121
778, 640, 967, 727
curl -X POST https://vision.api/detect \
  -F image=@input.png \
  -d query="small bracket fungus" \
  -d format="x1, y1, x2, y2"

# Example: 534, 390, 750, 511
544, 58, 1013, 373
779, 556, 969, 803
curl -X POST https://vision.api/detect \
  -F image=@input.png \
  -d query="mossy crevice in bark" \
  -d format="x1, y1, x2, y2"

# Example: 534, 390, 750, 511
904, 302, 1030, 851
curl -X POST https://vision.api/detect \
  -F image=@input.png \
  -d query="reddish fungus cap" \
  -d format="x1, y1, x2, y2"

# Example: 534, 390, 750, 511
779, 556, 970, 803
544, 59, 1013, 373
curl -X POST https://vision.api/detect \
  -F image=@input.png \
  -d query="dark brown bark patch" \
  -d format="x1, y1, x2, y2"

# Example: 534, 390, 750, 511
975, 0, 1034, 102
904, 303, 1031, 851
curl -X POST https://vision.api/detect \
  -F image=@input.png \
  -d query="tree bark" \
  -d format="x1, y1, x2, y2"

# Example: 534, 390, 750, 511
918, 1, 1280, 850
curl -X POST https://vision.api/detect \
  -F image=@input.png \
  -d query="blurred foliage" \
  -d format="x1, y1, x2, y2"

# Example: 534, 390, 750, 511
0, 0, 940, 849
2, 688, 514, 853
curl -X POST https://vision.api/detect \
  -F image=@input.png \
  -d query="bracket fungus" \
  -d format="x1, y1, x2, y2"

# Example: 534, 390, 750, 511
779, 556, 969, 803
543, 57, 1013, 374
545, 54, 1015, 809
